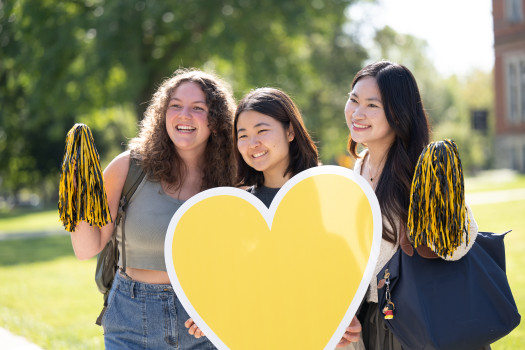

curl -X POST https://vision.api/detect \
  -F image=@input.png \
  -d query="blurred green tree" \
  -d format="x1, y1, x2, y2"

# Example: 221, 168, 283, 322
433, 70, 494, 172
0, 0, 368, 204
371, 26, 450, 125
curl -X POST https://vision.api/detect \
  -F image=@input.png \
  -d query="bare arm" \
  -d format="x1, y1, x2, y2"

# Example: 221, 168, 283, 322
69, 151, 131, 260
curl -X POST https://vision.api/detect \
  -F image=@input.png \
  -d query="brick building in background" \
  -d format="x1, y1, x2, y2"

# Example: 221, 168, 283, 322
493, 0, 525, 172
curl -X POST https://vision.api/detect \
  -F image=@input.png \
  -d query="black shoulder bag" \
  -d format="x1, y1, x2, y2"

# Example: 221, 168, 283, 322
94, 156, 145, 325
377, 230, 521, 350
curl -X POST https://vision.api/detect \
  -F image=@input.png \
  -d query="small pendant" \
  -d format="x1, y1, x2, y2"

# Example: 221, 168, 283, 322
370, 177, 373, 182
383, 269, 395, 319
383, 301, 395, 319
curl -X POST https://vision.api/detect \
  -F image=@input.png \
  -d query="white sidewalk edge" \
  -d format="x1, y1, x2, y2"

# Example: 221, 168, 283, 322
0, 328, 44, 350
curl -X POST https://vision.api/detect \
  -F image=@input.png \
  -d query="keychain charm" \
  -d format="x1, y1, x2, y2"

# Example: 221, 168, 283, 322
382, 269, 395, 319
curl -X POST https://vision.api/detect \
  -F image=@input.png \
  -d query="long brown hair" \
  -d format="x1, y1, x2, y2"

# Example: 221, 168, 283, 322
129, 68, 236, 189
348, 61, 430, 244
233, 87, 318, 187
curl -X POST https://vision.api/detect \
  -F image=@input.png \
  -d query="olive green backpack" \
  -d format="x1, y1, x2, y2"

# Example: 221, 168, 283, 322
94, 157, 145, 325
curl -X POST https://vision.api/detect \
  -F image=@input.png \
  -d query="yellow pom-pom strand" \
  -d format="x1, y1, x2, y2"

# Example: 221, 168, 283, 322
58, 123, 112, 232
407, 139, 470, 258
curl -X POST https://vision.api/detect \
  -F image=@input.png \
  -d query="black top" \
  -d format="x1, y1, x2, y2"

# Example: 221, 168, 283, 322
248, 185, 280, 208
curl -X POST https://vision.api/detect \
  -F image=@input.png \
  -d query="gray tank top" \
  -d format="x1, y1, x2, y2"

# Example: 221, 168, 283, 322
117, 177, 184, 271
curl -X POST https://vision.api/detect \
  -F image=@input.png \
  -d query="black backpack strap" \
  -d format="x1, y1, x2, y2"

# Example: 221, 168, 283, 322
116, 156, 145, 278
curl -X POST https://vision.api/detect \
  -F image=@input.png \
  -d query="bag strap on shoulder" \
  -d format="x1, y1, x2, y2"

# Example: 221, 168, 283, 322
400, 225, 438, 259
95, 156, 145, 326
115, 156, 145, 277
115, 156, 145, 225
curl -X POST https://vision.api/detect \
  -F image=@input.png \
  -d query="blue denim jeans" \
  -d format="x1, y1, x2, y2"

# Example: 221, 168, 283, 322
103, 272, 216, 350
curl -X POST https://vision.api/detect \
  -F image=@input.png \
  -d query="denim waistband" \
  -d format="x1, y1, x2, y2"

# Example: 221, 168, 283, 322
116, 271, 174, 294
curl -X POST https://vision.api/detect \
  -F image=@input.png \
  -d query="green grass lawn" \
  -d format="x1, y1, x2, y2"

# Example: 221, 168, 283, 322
0, 175, 523, 349
471, 199, 525, 350
0, 236, 104, 349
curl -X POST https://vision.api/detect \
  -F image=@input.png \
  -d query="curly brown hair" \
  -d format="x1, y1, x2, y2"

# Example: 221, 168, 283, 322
128, 68, 236, 190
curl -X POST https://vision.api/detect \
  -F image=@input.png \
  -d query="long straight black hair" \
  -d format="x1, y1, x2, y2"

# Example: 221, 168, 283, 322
348, 61, 430, 244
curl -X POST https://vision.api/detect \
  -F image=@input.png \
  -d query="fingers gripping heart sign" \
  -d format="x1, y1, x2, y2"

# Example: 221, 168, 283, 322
164, 166, 382, 350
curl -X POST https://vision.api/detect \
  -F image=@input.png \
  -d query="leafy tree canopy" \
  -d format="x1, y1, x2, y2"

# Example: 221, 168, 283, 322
0, 0, 368, 202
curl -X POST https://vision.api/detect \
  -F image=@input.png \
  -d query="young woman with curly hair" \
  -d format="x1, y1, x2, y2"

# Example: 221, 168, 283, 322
69, 69, 235, 349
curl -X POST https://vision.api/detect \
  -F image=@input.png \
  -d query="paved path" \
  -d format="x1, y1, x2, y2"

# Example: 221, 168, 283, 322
1, 187, 523, 348
0, 328, 43, 350
467, 188, 525, 205
0, 229, 66, 241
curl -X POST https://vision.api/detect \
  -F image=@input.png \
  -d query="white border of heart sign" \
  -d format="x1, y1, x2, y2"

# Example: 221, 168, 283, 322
165, 165, 382, 350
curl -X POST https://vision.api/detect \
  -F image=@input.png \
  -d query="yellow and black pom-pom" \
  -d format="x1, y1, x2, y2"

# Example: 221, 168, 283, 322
407, 139, 470, 258
58, 123, 111, 232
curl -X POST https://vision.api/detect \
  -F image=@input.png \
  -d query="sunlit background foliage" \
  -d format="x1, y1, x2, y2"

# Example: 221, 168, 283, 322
0, 0, 493, 207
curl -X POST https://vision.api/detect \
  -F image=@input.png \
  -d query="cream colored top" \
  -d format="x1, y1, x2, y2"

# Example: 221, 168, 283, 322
354, 150, 478, 303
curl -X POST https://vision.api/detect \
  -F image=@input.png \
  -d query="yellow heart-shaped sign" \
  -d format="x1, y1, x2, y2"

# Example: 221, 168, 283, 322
165, 166, 381, 349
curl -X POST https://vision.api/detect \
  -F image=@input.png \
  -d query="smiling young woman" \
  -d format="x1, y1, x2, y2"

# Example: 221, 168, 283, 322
344, 76, 395, 186
233, 87, 318, 204
68, 68, 236, 350
185, 87, 320, 340
338, 61, 481, 350
165, 81, 212, 159
236, 109, 295, 188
